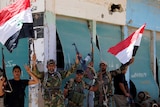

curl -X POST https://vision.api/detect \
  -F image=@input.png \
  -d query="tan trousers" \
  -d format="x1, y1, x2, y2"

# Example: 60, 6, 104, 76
0, 97, 4, 107
114, 94, 129, 107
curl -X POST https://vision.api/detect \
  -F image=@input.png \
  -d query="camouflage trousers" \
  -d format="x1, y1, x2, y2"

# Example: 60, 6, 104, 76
44, 91, 65, 107
67, 100, 83, 107
94, 95, 110, 107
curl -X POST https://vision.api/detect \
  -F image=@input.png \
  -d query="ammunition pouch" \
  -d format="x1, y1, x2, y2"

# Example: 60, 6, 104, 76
43, 87, 61, 100
68, 91, 84, 106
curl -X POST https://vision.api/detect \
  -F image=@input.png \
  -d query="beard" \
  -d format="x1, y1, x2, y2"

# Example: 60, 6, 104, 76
101, 68, 106, 72
48, 70, 54, 74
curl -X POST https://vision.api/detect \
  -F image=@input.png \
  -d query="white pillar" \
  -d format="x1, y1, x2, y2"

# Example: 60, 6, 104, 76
44, 11, 56, 70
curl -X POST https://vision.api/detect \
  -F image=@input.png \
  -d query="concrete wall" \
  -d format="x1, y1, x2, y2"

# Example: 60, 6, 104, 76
0, 0, 126, 26
54, 0, 126, 25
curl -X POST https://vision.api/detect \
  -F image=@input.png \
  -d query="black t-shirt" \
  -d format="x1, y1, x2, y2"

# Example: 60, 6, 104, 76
114, 73, 127, 95
4, 79, 29, 107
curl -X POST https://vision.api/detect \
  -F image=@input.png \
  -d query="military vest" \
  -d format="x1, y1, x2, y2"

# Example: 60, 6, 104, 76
94, 71, 112, 106
67, 79, 85, 106
42, 71, 62, 99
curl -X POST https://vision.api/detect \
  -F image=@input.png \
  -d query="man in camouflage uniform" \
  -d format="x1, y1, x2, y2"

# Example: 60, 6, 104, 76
64, 69, 98, 107
94, 59, 134, 107
32, 53, 78, 107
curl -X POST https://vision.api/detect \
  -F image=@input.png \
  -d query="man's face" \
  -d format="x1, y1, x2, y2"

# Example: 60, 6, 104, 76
75, 73, 84, 82
100, 63, 107, 72
13, 68, 21, 79
47, 63, 56, 74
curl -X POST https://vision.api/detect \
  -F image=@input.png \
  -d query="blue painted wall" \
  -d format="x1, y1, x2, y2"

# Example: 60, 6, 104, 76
126, 0, 160, 31
126, 0, 160, 101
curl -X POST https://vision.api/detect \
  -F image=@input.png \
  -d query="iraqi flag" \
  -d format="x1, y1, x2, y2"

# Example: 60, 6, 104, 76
0, 0, 34, 52
108, 24, 146, 64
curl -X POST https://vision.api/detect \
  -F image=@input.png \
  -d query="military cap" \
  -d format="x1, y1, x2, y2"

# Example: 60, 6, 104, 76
47, 59, 56, 65
76, 69, 84, 74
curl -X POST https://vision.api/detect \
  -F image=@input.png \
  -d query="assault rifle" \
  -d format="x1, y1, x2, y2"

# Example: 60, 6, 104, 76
1, 48, 6, 79
103, 85, 109, 107
72, 43, 91, 71
1, 48, 12, 93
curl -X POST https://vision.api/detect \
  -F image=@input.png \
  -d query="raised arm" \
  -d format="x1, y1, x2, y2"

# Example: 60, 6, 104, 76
120, 57, 134, 70
61, 54, 79, 79
31, 53, 44, 80
24, 65, 39, 85
0, 77, 5, 96
110, 57, 135, 77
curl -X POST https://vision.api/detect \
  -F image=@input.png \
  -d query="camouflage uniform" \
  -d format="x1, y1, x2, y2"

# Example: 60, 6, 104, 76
94, 60, 132, 107
32, 60, 78, 107
94, 67, 122, 107
42, 71, 64, 107
64, 78, 91, 107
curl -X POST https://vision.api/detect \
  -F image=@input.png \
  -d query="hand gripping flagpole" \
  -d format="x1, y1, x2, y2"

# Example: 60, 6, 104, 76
2, 48, 13, 93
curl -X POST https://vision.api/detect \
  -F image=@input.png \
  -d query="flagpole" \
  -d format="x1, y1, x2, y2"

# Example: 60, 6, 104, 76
123, 25, 130, 88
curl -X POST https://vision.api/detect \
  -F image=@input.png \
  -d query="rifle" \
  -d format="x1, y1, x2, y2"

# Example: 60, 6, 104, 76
2, 48, 6, 79
91, 36, 94, 64
2, 48, 12, 93
103, 85, 109, 107
72, 43, 81, 61
72, 43, 91, 71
